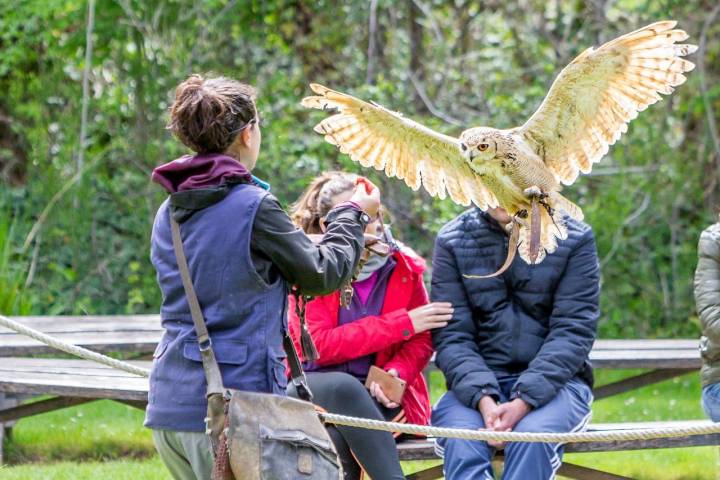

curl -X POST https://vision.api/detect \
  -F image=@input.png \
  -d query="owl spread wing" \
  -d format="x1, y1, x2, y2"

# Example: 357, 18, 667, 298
301, 84, 497, 209
518, 21, 696, 185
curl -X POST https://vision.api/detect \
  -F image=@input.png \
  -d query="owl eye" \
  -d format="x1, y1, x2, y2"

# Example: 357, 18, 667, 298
478, 143, 489, 151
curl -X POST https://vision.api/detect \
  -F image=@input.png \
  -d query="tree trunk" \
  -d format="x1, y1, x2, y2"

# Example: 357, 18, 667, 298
367, 0, 379, 85
408, 0, 426, 112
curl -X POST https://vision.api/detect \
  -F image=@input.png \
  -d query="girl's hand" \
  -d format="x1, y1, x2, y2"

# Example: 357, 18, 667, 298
369, 381, 399, 409
408, 302, 454, 333
349, 177, 380, 219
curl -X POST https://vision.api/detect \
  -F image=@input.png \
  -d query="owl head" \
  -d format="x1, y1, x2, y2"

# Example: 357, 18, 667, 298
459, 127, 503, 163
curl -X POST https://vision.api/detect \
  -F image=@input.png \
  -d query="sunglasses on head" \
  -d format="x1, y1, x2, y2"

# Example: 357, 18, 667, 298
229, 114, 266, 137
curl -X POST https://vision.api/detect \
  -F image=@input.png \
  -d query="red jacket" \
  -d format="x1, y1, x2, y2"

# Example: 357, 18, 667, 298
288, 247, 433, 426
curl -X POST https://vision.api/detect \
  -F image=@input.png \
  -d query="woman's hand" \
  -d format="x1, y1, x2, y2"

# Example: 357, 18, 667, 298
408, 302, 454, 333
349, 177, 380, 219
368, 368, 401, 409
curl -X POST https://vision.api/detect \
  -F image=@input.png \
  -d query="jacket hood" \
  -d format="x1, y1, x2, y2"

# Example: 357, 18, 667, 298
151, 152, 252, 193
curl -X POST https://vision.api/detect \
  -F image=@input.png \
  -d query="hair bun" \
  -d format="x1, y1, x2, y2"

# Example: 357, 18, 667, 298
168, 74, 256, 153
176, 74, 205, 98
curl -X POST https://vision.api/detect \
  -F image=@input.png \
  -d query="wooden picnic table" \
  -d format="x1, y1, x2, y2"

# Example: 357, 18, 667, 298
0, 316, 701, 400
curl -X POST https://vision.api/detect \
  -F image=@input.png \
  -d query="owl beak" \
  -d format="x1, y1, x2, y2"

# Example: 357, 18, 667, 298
460, 142, 475, 161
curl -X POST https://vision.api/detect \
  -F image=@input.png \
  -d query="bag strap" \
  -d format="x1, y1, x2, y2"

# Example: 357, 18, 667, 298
170, 217, 314, 402
170, 218, 225, 398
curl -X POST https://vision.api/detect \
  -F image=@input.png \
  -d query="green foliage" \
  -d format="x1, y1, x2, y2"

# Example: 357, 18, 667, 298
0, 0, 718, 338
0, 209, 31, 315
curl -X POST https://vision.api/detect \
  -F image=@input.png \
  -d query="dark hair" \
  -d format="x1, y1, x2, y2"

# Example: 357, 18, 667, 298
167, 74, 256, 153
291, 172, 357, 234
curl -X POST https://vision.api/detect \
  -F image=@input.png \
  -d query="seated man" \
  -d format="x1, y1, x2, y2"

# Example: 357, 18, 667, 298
431, 206, 599, 480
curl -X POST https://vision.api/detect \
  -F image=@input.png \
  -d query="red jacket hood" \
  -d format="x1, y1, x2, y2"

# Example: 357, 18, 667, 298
393, 242, 426, 275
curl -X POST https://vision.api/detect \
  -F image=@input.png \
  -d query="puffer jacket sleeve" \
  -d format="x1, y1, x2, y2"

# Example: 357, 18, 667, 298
511, 228, 600, 408
431, 234, 501, 409
695, 225, 720, 345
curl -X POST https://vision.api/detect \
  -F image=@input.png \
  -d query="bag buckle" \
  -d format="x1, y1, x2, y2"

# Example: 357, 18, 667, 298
199, 337, 212, 352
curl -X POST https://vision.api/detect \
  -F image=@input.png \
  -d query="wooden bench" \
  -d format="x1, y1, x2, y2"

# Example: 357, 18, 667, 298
0, 357, 716, 479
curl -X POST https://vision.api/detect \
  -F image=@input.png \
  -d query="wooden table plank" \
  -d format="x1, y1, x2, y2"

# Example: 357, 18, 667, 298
0, 315, 163, 356
1, 316, 700, 368
593, 339, 698, 350
1, 315, 160, 329
0, 358, 149, 401
588, 350, 699, 369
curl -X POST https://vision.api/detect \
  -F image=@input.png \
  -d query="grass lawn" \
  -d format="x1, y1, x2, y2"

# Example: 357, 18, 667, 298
1, 369, 717, 479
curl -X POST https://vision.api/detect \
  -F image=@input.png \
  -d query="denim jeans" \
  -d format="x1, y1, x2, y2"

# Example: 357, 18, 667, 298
432, 376, 593, 480
702, 383, 720, 422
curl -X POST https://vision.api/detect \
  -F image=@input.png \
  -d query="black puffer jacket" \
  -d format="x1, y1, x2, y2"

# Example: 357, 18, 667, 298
431, 209, 600, 409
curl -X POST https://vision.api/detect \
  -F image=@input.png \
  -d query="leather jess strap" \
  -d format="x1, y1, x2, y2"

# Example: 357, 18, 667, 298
463, 220, 521, 280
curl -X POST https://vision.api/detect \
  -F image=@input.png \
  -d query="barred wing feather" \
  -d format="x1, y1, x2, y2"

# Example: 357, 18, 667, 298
301, 84, 497, 209
519, 21, 696, 185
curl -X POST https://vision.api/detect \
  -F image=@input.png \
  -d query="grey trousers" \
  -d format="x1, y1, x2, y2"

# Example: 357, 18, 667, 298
152, 429, 214, 480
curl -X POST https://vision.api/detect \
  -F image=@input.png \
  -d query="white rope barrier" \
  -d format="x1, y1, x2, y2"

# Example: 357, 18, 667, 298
319, 413, 720, 443
2, 314, 720, 444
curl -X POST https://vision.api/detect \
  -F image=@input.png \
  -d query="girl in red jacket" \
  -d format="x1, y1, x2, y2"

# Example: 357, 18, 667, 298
287, 172, 453, 480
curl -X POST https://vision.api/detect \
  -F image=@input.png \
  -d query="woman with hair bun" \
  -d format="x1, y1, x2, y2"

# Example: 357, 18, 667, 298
145, 75, 379, 479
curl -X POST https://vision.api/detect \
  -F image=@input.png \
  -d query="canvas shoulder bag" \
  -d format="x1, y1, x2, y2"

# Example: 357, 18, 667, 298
170, 217, 341, 480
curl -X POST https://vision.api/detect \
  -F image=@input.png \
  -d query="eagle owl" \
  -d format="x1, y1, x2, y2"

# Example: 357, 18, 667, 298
302, 21, 696, 266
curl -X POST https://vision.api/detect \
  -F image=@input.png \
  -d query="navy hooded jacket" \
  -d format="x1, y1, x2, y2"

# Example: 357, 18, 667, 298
145, 153, 368, 431
431, 209, 600, 410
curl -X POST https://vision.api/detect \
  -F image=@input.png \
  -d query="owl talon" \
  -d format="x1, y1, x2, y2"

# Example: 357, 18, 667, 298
513, 211, 529, 228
